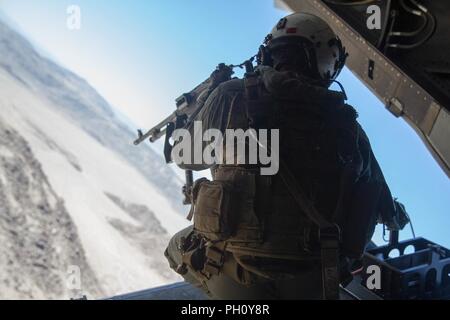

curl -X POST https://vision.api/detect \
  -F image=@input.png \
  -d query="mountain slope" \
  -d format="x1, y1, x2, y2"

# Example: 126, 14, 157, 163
0, 120, 101, 299
0, 19, 184, 212
0, 20, 190, 299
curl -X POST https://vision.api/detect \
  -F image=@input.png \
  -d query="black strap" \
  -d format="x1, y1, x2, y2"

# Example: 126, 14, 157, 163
202, 241, 227, 278
278, 161, 340, 300
186, 178, 209, 221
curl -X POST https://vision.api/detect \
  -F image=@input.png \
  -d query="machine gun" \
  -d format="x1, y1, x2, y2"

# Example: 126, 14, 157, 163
133, 61, 254, 204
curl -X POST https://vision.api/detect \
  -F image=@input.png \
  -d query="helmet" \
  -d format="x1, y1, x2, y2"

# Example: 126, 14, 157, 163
259, 13, 347, 84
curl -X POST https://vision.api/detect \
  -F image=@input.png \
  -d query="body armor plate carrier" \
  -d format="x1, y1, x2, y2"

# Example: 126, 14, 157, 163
186, 71, 381, 299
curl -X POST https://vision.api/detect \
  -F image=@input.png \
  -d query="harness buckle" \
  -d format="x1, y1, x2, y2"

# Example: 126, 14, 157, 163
319, 224, 341, 247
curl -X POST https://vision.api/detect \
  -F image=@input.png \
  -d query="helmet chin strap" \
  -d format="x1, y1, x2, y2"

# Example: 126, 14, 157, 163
330, 79, 348, 100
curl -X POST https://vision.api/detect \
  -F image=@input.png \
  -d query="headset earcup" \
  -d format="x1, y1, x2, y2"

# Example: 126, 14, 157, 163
257, 45, 273, 67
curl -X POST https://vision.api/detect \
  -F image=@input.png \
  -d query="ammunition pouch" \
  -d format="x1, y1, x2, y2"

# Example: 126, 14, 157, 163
178, 232, 206, 274
177, 232, 226, 280
213, 167, 263, 243
189, 178, 237, 241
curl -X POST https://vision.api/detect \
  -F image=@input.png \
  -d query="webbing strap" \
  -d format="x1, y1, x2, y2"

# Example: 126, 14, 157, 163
278, 160, 340, 300
202, 241, 227, 278
319, 230, 341, 300
278, 161, 334, 230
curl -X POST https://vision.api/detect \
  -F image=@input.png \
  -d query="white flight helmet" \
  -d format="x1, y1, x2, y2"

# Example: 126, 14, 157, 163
261, 12, 347, 84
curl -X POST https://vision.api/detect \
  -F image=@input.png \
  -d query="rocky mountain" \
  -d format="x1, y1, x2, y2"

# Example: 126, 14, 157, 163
0, 19, 184, 210
0, 120, 101, 299
0, 19, 189, 299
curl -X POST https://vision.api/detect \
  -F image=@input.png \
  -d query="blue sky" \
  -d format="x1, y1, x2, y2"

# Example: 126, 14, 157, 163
1, 0, 449, 247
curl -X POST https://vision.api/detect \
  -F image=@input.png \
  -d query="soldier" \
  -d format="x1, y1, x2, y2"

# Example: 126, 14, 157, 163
164, 12, 408, 300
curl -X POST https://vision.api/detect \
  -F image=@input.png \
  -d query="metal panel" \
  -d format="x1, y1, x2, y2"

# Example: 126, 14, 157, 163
104, 282, 208, 300
430, 108, 450, 169
277, 0, 450, 178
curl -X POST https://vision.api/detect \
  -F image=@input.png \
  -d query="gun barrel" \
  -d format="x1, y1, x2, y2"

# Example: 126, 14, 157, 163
133, 127, 165, 145
133, 131, 151, 145
149, 127, 166, 142
133, 112, 177, 145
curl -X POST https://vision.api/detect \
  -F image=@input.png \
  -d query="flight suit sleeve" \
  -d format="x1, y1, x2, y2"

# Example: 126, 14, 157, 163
357, 125, 409, 231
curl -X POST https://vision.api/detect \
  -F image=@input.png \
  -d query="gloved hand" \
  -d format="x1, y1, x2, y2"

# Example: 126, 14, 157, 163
393, 199, 410, 230
255, 65, 298, 94
381, 199, 410, 231
210, 63, 234, 88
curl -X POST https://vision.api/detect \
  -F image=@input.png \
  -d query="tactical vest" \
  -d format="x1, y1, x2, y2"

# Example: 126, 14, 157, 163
190, 74, 374, 262
181, 73, 389, 300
